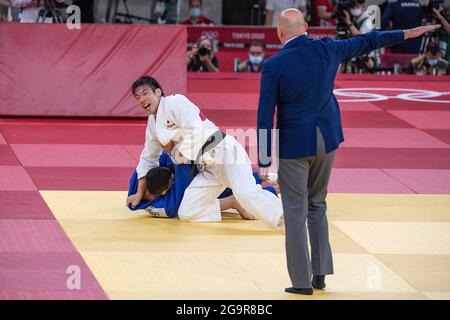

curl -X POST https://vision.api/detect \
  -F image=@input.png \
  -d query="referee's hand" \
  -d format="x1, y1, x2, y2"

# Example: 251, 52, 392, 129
404, 25, 441, 40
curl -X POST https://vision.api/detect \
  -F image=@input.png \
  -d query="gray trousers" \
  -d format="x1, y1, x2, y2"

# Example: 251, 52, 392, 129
278, 127, 335, 288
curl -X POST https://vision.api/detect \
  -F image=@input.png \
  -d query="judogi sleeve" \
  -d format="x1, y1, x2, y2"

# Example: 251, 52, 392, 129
334, 30, 405, 62
136, 118, 163, 179
166, 95, 206, 162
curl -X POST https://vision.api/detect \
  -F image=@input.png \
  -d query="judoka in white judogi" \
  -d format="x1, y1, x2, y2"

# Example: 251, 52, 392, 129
128, 76, 284, 228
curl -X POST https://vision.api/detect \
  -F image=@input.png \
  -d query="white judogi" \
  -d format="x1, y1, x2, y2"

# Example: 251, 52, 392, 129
136, 94, 283, 228
136, 94, 218, 179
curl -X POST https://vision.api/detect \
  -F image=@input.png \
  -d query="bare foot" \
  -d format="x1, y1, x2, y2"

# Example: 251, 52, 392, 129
234, 200, 256, 220
238, 209, 256, 220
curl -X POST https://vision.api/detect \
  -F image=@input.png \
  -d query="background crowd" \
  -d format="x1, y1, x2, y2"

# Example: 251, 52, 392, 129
1, 0, 449, 75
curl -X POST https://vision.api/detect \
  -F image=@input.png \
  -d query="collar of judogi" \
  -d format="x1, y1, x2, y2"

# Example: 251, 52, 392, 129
154, 96, 165, 122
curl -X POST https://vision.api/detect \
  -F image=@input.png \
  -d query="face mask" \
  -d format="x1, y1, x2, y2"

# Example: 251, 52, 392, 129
249, 55, 263, 64
190, 8, 201, 18
428, 58, 438, 66
350, 8, 362, 17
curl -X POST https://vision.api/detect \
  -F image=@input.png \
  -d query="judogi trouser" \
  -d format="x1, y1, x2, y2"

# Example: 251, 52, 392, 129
178, 135, 284, 228
278, 127, 335, 288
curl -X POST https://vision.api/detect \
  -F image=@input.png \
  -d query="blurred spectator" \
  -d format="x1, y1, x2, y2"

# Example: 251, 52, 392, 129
381, 0, 422, 53
187, 37, 219, 72
237, 42, 266, 73
181, 0, 214, 25
314, 0, 336, 26
152, 0, 178, 24
10, 0, 64, 23
264, 0, 307, 27
342, 0, 378, 73
1, 0, 8, 21
343, 0, 373, 34
434, 1, 450, 62
407, 42, 450, 75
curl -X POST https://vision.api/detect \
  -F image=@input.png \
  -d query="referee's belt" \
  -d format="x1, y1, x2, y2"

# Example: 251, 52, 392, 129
190, 130, 226, 176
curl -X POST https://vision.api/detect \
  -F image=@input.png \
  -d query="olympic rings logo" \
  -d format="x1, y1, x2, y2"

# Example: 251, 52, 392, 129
200, 31, 219, 40
333, 88, 450, 104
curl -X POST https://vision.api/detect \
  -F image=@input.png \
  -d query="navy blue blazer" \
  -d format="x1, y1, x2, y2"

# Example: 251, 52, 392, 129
257, 30, 405, 167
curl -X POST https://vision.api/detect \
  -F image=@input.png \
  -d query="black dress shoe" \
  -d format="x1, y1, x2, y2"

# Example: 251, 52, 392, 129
285, 287, 313, 295
312, 275, 326, 289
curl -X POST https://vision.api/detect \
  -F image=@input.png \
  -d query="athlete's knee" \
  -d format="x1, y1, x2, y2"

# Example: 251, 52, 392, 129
178, 208, 221, 223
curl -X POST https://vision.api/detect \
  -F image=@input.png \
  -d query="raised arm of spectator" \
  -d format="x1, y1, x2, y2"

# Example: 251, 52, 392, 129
343, 10, 361, 36
434, 8, 450, 35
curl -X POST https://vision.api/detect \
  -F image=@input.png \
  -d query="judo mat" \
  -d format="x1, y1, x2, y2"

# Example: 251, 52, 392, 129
1, 75, 450, 300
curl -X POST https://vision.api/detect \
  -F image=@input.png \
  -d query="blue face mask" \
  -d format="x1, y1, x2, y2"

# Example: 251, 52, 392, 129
428, 58, 438, 66
249, 55, 263, 64
190, 8, 201, 18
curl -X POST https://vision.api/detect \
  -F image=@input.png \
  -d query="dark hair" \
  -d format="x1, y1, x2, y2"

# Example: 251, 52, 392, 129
131, 76, 165, 96
426, 42, 440, 55
197, 36, 211, 47
249, 42, 265, 50
145, 167, 173, 196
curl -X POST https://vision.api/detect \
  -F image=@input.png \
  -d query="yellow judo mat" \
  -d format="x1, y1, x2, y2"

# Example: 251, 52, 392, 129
40, 191, 450, 300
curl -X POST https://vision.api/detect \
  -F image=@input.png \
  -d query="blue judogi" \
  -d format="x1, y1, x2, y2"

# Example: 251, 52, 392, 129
128, 153, 194, 218
128, 153, 278, 218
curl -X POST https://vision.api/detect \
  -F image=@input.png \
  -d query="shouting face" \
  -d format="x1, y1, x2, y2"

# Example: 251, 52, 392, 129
134, 85, 162, 115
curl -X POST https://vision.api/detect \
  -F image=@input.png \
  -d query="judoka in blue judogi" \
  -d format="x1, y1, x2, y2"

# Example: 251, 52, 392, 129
127, 152, 278, 219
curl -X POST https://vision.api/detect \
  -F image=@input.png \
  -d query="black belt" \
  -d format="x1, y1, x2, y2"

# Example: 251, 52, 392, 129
190, 130, 226, 176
